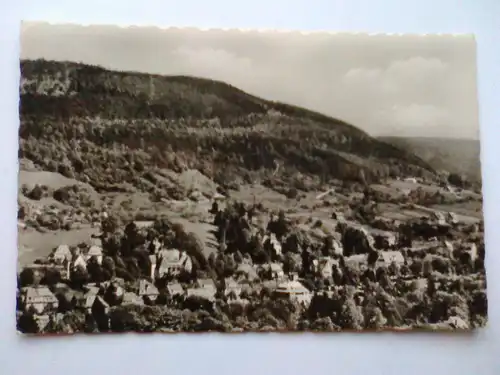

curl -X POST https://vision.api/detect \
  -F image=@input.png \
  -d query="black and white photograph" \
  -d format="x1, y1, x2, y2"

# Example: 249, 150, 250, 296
17, 22, 486, 335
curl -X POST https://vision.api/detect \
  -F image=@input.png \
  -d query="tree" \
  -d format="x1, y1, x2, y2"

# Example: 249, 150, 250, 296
27, 185, 44, 200
282, 253, 299, 274
448, 173, 466, 188
87, 256, 106, 283
101, 214, 120, 236
17, 313, 39, 334
102, 256, 116, 279
70, 265, 89, 288
182, 232, 209, 270
40, 268, 61, 286
19, 268, 36, 287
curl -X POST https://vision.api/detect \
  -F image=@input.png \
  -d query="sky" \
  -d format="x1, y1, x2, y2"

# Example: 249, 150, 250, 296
20, 22, 480, 140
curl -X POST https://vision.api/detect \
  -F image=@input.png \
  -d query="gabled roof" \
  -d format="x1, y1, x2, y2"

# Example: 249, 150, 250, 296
24, 286, 58, 303
197, 278, 216, 289
52, 244, 71, 258
138, 279, 159, 296
186, 287, 215, 301
276, 280, 310, 295
262, 263, 283, 272
122, 292, 144, 305
87, 245, 103, 256
236, 263, 258, 278
167, 282, 184, 295
157, 249, 190, 269
378, 251, 405, 265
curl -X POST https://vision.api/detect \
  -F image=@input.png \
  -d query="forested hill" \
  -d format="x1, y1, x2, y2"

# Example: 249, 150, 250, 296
379, 136, 481, 183
19, 59, 437, 195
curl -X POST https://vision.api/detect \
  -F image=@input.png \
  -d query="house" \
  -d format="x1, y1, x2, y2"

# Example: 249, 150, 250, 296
49, 245, 72, 264
312, 257, 338, 279
186, 286, 216, 302
21, 286, 59, 314
156, 249, 193, 278
72, 292, 110, 331
235, 263, 259, 282
166, 282, 185, 299
71, 254, 87, 272
224, 278, 242, 299
345, 254, 368, 269
274, 279, 312, 307
122, 292, 144, 306
261, 262, 285, 280
138, 279, 159, 302
376, 251, 405, 268
84, 245, 103, 265
196, 278, 216, 291
24, 263, 70, 283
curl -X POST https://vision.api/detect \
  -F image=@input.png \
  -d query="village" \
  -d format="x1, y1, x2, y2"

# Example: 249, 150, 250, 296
16, 178, 487, 334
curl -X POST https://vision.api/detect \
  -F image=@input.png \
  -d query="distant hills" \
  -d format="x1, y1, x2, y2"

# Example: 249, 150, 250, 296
19, 59, 437, 196
379, 136, 481, 183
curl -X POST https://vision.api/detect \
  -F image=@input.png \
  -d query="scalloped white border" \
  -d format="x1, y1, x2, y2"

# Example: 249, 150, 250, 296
20, 20, 476, 38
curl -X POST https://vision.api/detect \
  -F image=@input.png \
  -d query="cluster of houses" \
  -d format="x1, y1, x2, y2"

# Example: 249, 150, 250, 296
18, 200, 479, 334
17, 232, 324, 332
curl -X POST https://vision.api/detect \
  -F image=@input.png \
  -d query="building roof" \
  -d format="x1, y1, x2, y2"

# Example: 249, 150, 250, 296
276, 280, 310, 295
122, 292, 144, 305
87, 245, 103, 257
52, 244, 71, 259
186, 287, 216, 301
24, 286, 58, 303
236, 264, 258, 280
167, 282, 184, 295
263, 263, 283, 272
158, 249, 190, 269
138, 279, 159, 296
378, 251, 405, 265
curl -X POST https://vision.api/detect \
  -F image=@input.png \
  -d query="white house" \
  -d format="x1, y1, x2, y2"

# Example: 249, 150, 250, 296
156, 249, 193, 278
312, 257, 337, 279
138, 279, 159, 302
376, 251, 405, 268
274, 279, 312, 307
49, 244, 72, 264
261, 263, 285, 280
21, 286, 59, 315
84, 245, 103, 265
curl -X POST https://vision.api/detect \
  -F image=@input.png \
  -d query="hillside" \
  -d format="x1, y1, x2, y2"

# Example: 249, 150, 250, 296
379, 136, 481, 183
19, 59, 437, 198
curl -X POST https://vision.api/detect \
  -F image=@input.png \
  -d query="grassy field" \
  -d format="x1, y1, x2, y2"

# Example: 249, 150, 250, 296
18, 225, 100, 268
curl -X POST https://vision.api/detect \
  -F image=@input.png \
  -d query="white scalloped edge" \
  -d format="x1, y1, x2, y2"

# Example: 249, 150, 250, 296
20, 20, 475, 38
